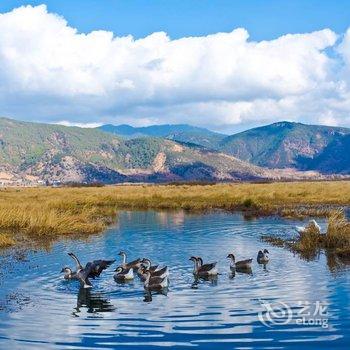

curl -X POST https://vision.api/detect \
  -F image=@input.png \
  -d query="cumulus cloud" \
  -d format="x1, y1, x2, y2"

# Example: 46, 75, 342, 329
0, 4, 349, 131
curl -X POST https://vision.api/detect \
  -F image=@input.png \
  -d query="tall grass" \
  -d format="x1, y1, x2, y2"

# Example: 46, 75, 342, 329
263, 209, 350, 260
0, 181, 350, 248
293, 210, 350, 252
0, 233, 15, 247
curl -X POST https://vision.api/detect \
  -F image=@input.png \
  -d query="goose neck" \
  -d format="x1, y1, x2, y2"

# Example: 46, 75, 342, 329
120, 252, 127, 264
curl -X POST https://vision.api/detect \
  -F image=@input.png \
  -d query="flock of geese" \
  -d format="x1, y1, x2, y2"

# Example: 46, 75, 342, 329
61, 249, 270, 291
59, 219, 323, 294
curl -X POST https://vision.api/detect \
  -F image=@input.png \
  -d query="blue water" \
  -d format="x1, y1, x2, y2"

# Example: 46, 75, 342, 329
0, 210, 349, 349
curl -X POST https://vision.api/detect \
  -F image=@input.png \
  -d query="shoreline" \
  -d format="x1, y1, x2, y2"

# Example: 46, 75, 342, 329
0, 181, 350, 250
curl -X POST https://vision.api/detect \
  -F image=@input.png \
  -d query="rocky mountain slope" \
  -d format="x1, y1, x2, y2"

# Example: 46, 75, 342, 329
218, 121, 350, 172
0, 118, 268, 184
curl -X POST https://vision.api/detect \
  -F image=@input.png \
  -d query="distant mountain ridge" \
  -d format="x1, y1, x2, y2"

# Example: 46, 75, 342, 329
98, 124, 225, 149
0, 118, 348, 185
99, 121, 350, 174
217, 121, 350, 172
0, 117, 269, 184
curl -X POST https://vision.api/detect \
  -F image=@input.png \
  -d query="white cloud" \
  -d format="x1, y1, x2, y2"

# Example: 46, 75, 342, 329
0, 5, 350, 131
55, 121, 102, 128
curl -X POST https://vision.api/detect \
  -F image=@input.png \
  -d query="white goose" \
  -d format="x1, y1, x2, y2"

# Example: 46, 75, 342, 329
295, 219, 321, 235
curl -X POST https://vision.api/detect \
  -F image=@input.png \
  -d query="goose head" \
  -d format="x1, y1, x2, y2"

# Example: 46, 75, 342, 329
263, 249, 269, 254
141, 258, 152, 268
114, 266, 124, 274
139, 266, 147, 274
227, 253, 235, 262
189, 256, 198, 272
60, 267, 72, 274
196, 257, 203, 266
118, 251, 127, 264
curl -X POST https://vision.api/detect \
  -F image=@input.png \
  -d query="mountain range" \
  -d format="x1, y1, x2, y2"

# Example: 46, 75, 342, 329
0, 118, 269, 184
0, 117, 348, 185
99, 124, 225, 149
217, 121, 350, 172
98, 121, 350, 174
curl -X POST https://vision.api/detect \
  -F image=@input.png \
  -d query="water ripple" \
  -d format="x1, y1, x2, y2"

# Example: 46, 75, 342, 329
0, 210, 349, 349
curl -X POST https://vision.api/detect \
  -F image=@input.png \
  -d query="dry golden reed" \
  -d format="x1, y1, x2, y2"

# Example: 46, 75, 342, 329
0, 233, 15, 247
0, 180, 350, 248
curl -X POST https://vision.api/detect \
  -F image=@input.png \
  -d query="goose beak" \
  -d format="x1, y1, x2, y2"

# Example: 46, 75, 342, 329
60, 268, 65, 273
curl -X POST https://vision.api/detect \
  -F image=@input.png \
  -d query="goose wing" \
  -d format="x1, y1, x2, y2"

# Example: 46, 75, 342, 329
199, 262, 217, 272
125, 258, 142, 269
149, 276, 166, 284
149, 265, 159, 272
151, 266, 168, 277
89, 259, 116, 278
236, 258, 252, 266
68, 252, 83, 270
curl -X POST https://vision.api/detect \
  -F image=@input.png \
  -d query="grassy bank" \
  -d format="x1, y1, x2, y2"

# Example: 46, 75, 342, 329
1, 181, 350, 248
262, 210, 350, 262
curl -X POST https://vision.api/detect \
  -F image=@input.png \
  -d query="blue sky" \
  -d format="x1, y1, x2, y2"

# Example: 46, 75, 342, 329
0, 2, 350, 132
1, 0, 350, 40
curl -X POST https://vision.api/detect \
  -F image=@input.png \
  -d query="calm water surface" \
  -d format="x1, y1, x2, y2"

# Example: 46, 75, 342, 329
0, 210, 349, 349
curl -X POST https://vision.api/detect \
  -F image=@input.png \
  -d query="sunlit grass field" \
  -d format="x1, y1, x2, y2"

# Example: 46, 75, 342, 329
0, 181, 350, 248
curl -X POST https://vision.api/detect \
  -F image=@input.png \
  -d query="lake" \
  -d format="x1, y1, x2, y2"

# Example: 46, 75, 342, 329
0, 210, 349, 349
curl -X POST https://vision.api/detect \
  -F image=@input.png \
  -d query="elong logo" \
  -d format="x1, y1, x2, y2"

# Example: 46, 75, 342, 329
258, 299, 329, 329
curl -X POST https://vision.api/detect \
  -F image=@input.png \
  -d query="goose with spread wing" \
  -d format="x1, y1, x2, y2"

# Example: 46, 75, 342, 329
61, 252, 115, 288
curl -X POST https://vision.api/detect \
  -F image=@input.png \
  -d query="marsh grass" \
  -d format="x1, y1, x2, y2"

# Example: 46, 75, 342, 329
0, 233, 15, 247
0, 181, 350, 248
263, 209, 350, 260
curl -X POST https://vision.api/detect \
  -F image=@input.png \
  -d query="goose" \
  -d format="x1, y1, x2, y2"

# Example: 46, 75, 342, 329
61, 267, 78, 280
113, 266, 134, 281
227, 253, 252, 270
66, 254, 94, 289
67, 252, 116, 279
295, 219, 321, 235
189, 256, 218, 277
118, 251, 142, 270
141, 258, 159, 272
143, 270, 168, 290
257, 249, 270, 264
138, 265, 169, 281
196, 257, 218, 276
62, 253, 115, 288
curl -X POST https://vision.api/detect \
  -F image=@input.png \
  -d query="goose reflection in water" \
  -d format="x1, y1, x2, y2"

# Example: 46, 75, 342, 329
143, 288, 168, 302
228, 267, 253, 280
235, 266, 253, 275
191, 275, 218, 289
73, 287, 115, 316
